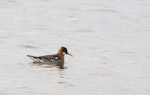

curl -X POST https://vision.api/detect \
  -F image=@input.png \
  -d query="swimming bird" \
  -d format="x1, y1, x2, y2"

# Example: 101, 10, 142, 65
27, 47, 72, 69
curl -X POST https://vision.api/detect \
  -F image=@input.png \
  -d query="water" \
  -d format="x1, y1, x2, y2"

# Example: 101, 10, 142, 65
0, 0, 150, 95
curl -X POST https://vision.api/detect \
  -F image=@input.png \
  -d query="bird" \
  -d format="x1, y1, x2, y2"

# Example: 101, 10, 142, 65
27, 47, 72, 69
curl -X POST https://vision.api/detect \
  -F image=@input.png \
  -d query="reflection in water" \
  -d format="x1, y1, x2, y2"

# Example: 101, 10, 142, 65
30, 62, 68, 70
58, 69, 65, 79
29, 62, 74, 87
58, 70, 74, 87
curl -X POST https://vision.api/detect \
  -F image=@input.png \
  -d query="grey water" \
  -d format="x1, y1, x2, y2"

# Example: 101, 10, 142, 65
0, 0, 150, 95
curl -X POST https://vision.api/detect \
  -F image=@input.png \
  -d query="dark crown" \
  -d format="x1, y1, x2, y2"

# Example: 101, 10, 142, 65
61, 47, 68, 53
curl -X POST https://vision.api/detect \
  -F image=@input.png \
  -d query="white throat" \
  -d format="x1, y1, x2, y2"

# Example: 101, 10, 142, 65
63, 52, 67, 55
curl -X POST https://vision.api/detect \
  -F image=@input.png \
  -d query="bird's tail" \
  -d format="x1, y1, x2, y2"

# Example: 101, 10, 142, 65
27, 55, 38, 62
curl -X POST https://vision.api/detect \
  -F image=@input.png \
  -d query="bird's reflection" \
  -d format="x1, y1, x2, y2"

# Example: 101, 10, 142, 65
30, 62, 67, 69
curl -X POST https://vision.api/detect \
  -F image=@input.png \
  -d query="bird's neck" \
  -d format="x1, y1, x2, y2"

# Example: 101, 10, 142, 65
58, 52, 64, 60
57, 52, 65, 69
